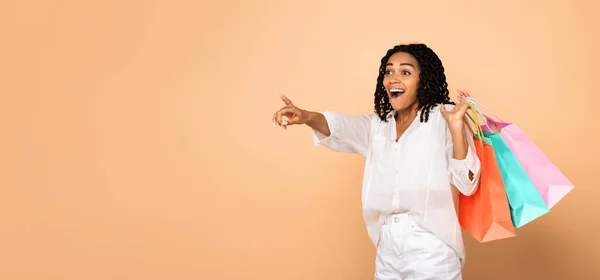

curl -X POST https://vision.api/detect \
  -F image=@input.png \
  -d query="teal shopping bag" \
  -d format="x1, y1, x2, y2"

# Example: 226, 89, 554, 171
464, 100, 550, 228
483, 131, 550, 227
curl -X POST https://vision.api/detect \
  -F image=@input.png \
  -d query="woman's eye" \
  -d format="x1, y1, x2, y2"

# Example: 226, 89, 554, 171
384, 70, 392, 75
402, 71, 411, 75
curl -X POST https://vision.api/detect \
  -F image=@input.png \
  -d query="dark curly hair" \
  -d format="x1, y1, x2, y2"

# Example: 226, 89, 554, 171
374, 43, 454, 122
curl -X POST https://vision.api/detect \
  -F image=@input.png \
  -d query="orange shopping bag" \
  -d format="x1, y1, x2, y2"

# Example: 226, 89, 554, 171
458, 103, 516, 242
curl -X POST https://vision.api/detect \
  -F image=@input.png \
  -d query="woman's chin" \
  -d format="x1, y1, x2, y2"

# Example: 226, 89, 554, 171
390, 100, 417, 112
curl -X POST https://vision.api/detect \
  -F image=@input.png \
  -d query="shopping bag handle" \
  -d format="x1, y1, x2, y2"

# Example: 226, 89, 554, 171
461, 101, 486, 142
460, 96, 505, 123
462, 103, 487, 168
461, 99, 493, 132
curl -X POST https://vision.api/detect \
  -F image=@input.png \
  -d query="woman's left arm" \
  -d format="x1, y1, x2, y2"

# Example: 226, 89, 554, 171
446, 121, 481, 196
441, 102, 482, 196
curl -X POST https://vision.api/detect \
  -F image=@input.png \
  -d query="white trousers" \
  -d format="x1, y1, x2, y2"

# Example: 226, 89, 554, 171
374, 213, 462, 280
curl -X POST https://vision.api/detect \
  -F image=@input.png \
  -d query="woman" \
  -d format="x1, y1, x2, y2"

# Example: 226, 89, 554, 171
272, 43, 481, 280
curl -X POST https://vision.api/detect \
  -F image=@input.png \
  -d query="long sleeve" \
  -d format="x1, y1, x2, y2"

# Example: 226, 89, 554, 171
446, 122, 481, 196
312, 112, 375, 158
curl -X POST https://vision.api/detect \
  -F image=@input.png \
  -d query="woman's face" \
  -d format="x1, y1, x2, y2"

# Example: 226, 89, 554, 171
382, 52, 421, 112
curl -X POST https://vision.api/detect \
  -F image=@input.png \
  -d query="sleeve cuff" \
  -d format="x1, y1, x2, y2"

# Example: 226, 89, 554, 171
448, 145, 478, 179
311, 111, 338, 146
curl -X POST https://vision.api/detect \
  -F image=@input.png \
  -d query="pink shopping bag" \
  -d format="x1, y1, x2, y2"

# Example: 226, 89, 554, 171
462, 97, 574, 209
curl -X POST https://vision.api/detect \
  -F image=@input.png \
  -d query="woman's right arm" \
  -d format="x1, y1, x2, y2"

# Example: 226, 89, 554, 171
272, 95, 373, 157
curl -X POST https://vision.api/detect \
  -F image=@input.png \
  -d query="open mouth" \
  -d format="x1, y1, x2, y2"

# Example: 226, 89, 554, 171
389, 88, 405, 99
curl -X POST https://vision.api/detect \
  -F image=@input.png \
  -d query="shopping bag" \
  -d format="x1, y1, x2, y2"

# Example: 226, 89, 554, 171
462, 97, 573, 209
462, 98, 550, 228
458, 103, 516, 242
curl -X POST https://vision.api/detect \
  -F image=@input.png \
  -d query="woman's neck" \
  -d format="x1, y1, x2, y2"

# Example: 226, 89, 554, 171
395, 102, 419, 124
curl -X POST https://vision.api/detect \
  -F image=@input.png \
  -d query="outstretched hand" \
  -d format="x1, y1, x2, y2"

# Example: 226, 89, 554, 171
272, 94, 308, 129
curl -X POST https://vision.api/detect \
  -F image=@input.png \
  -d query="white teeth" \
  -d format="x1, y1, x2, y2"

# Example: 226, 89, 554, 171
390, 89, 405, 93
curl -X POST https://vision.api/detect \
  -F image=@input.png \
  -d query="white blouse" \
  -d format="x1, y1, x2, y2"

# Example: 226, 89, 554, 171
311, 104, 481, 265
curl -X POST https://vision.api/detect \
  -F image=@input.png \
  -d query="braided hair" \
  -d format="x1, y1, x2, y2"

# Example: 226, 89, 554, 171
374, 43, 454, 122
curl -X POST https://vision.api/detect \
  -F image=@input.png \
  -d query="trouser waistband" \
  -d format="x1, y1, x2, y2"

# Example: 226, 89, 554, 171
382, 212, 415, 226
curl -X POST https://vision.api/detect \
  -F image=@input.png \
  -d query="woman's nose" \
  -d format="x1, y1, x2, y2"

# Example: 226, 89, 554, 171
390, 74, 401, 83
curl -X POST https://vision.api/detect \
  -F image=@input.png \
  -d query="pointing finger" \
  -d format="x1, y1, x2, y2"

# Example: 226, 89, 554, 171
280, 94, 293, 106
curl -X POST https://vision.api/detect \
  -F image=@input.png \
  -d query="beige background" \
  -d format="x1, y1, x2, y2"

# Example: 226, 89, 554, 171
1, 0, 599, 279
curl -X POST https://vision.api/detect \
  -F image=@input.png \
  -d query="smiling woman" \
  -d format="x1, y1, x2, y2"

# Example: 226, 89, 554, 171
272, 43, 481, 280
2, 0, 597, 279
